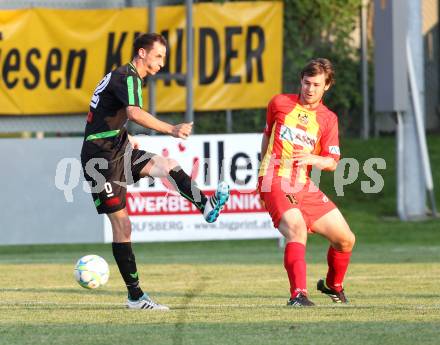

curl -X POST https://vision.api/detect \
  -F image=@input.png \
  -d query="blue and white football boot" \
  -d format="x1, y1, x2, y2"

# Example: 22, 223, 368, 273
203, 182, 230, 223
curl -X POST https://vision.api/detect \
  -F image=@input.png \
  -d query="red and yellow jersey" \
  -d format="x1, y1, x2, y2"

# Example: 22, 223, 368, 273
259, 94, 340, 184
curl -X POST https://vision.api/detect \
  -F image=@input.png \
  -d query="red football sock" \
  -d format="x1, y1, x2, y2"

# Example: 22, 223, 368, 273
284, 242, 307, 298
326, 246, 352, 292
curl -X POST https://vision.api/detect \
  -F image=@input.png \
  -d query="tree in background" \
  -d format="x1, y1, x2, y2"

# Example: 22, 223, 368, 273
283, 0, 362, 135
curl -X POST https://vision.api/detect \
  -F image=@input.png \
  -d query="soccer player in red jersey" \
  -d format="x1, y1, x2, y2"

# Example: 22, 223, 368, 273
258, 58, 355, 306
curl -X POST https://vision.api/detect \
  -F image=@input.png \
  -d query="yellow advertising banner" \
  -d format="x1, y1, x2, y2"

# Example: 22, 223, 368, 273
0, 2, 282, 115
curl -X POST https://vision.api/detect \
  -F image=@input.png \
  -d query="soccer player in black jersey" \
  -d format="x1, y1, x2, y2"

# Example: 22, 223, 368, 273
81, 33, 230, 310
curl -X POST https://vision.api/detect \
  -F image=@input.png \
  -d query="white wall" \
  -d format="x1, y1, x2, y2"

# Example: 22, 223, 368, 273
0, 138, 103, 245
0, 134, 277, 245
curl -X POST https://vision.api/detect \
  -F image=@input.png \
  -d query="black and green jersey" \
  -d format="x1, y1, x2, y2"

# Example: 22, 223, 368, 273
82, 63, 143, 160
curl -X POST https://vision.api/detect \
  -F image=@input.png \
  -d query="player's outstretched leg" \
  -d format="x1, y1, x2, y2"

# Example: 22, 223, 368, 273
168, 166, 208, 211
203, 181, 230, 223
167, 166, 230, 223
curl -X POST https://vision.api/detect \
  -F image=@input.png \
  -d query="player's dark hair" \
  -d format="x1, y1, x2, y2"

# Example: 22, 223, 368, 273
301, 58, 335, 87
133, 33, 167, 57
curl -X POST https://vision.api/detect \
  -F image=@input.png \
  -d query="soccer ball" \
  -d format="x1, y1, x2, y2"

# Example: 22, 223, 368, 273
74, 255, 109, 289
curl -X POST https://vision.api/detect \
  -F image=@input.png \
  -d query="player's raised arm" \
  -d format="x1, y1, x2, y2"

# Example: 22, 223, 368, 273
126, 106, 173, 134
170, 122, 193, 139
126, 106, 193, 139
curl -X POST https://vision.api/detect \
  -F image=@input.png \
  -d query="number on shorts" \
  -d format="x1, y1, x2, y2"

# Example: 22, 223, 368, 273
285, 194, 298, 205
104, 182, 114, 197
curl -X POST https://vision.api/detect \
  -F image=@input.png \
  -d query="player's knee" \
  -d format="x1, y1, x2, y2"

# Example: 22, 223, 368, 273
152, 156, 172, 176
284, 221, 307, 242
339, 232, 355, 252
348, 232, 356, 249
290, 231, 307, 243
167, 158, 179, 172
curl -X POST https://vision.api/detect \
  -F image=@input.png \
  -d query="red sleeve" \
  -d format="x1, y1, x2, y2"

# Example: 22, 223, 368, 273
263, 97, 276, 136
319, 113, 341, 162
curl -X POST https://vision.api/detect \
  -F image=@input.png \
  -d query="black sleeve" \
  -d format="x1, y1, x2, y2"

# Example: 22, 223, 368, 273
112, 74, 143, 108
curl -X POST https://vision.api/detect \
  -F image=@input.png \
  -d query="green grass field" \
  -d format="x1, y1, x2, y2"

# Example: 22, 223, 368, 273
1, 137, 440, 345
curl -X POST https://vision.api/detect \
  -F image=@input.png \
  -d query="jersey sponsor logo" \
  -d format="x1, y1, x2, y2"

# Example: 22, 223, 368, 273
297, 112, 309, 126
329, 146, 340, 155
279, 125, 317, 148
285, 194, 298, 205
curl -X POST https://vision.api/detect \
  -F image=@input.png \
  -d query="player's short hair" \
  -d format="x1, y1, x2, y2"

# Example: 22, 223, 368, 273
301, 58, 335, 87
133, 33, 167, 57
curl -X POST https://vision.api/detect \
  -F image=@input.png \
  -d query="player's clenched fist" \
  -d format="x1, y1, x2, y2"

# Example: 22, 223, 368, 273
172, 121, 193, 139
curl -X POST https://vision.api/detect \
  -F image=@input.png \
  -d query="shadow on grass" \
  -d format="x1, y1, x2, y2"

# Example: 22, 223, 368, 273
0, 287, 287, 300
0, 320, 439, 345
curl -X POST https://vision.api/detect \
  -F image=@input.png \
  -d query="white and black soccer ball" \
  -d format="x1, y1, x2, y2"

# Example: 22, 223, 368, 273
74, 255, 109, 289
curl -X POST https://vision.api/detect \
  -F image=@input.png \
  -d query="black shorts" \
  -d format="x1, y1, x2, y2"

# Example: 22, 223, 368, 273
81, 148, 154, 214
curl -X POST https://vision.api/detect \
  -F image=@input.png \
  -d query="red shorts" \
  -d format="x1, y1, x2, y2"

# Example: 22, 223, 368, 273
258, 177, 336, 230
